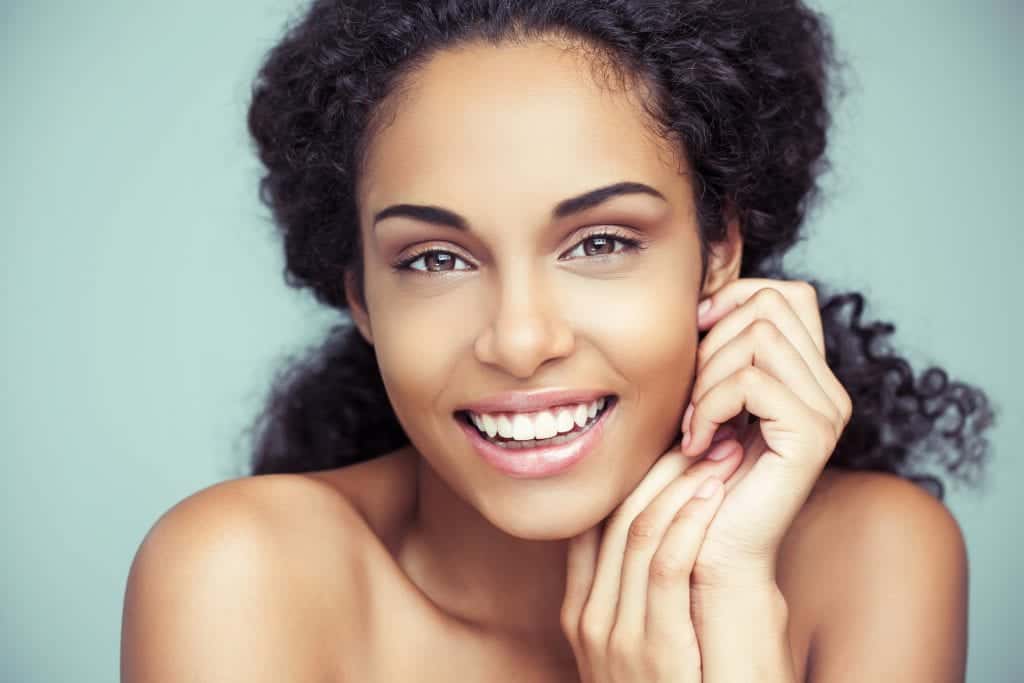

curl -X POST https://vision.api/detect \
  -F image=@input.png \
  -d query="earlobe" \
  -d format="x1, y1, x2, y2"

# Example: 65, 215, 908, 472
344, 270, 374, 345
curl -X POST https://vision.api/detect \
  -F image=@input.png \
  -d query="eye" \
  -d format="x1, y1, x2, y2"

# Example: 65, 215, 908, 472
560, 229, 646, 261
393, 249, 472, 275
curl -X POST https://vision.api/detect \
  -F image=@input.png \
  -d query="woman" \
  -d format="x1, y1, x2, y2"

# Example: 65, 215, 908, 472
121, 1, 993, 681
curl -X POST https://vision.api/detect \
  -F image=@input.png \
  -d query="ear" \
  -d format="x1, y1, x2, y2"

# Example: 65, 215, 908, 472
700, 203, 743, 299
344, 269, 374, 345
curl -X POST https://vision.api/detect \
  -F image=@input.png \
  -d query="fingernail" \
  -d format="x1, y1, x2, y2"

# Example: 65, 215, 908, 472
681, 430, 692, 451
682, 403, 694, 433
695, 477, 721, 499
706, 440, 737, 461
697, 298, 713, 321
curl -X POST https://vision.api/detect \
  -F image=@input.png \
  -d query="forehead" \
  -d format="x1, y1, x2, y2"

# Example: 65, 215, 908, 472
358, 39, 689, 226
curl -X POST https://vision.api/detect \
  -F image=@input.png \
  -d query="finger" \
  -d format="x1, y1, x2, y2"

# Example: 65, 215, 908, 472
699, 279, 825, 354
562, 523, 601, 649
698, 286, 848, 418
613, 444, 744, 641
691, 318, 841, 429
682, 366, 839, 467
576, 450, 695, 653
563, 525, 602, 682
645, 476, 725, 652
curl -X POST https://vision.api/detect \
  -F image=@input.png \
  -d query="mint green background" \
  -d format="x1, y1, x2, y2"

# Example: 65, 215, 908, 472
2, 1, 1019, 681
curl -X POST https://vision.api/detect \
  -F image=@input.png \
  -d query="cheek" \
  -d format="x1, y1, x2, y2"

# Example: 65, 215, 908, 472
568, 272, 699, 444
368, 301, 467, 443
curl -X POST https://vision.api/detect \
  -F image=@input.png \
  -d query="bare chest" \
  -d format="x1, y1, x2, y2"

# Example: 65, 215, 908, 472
333, 558, 812, 683
312, 455, 822, 682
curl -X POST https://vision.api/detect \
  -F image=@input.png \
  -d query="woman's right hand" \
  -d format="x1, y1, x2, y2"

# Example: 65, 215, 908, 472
560, 432, 745, 682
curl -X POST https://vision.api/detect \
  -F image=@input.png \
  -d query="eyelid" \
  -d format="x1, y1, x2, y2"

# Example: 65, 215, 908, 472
391, 243, 474, 274
391, 226, 647, 275
558, 226, 647, 260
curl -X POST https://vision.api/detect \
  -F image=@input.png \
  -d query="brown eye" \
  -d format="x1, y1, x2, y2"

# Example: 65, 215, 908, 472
395, 249, 472, 274
583, 235, 615, 256
560, 230, 645, 261
424, 252, 455, 271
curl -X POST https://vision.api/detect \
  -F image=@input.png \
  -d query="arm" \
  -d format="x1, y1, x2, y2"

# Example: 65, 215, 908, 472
806, 474, 968, 683
692, 582, 796, 683
691, 473, 968, 683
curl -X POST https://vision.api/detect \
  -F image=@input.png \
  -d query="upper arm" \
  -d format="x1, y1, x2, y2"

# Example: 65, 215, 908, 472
120, 476, 362, 683
808, 474, 968, 683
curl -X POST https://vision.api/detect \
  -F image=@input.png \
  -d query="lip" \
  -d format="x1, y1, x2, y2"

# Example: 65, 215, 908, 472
455, 388, 615, 415
457, 397, 617, 478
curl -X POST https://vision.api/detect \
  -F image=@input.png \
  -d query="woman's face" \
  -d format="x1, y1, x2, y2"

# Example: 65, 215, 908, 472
349, 39, 735, 539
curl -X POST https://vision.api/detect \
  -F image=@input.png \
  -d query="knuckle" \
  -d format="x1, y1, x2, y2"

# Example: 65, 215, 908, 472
578, 612, 607, 650
748, 318, 781, 344
737, 365, 762, 389
840, 392, 854, 424
559, 605, 579, 640
649, 551, 691, 583
754, 286, 787, 309
817, 415, 838, 446
607, 627, 639, 660
794, 280, 819, 303
830, 409, 843, 434
626, 514, 660, 548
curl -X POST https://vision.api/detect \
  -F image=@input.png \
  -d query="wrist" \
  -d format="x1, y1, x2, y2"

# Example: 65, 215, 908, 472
692, 564, 780, 599
692, 579, 788, 628
692, 584, 795, 683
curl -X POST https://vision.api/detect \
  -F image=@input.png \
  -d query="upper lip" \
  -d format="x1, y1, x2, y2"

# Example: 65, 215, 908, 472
456, 388, 615, 415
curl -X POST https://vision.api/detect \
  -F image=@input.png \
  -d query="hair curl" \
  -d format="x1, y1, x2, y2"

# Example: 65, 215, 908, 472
244, 0, 995, 500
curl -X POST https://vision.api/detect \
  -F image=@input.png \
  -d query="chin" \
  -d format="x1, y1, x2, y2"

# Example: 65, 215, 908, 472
478, 493, 614, 542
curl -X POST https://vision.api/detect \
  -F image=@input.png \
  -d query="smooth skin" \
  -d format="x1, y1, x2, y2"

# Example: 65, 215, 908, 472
121, 38, 968, 682
564, 279, 847, 682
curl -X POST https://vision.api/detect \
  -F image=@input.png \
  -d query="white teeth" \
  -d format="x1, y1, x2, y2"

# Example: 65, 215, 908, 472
482, 414, 497, 438
511, 413, 535, 441
496, 414, 514, 438
555, 409, 575, 433
467, 397, 611, 442
533, 410, 558, 439
573, 403, 589, 428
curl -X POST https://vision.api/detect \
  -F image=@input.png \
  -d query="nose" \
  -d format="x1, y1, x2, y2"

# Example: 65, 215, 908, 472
473, 272, 575, 379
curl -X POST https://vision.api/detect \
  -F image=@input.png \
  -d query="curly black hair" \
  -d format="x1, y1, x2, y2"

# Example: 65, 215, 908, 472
244, 0, 995, 500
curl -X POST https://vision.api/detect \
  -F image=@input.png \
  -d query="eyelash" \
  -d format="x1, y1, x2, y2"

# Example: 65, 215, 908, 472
391, 228, 648, 276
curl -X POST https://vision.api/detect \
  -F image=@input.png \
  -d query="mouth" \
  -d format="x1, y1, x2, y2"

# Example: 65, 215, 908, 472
454, 395, 618, 478
456, 395, 617, 447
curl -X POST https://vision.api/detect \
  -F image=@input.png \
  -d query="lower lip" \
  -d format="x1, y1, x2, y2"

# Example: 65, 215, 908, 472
456, 398, 616, 479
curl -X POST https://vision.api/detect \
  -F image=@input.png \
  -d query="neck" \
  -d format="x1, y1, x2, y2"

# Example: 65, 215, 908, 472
402, 453, 577, 655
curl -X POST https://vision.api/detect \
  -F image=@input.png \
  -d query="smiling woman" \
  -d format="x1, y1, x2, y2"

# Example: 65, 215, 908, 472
120, 1, 995, 682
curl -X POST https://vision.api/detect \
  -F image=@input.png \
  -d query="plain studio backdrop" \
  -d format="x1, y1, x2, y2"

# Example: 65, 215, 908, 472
2, 1, 1020, 681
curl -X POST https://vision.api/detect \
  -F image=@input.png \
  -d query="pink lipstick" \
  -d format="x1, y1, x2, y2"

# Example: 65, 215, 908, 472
456, 397, 617, 478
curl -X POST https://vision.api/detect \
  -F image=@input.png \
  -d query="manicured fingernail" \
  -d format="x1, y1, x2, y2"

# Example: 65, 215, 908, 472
697, 298, 713, 321
695, 477, 721, 499
682, 403, 694, 433
706, 440, 737, 461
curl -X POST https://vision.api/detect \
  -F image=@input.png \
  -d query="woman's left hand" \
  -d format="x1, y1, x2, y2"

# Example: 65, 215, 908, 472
680, 278, 853, 589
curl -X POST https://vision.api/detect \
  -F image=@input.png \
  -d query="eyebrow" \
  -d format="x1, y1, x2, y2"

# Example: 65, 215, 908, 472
371, 181, 667, 231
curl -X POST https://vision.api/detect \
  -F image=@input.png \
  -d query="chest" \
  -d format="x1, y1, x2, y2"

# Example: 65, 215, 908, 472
335, 575, 813, 683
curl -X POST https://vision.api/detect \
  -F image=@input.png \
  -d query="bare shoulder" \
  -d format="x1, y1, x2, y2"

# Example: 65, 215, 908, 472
783, 468, 968, 682
795, 467, 966, 565
121, 472, 373, 682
